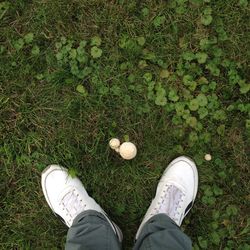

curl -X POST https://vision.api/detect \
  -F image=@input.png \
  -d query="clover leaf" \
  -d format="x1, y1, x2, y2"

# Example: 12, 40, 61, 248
76, 84, 88, 97
31, 45, 40, 56
196, 52, 208, 64
196, 94, 208, 107
24, 33, 34, 44
143, 72, 153, 82
217, 124, 225, 135
155, 96, 167, 106
189, 99, 199, 111
153, 15, 165, 28
182, 51, 196, 61
91, 46, 102, 58
137, 36, 146, 46
213, 110, 227, 121
168, 89, 179, 102
160, 69, 170, 78
201, 14, 213, 26
13, 38, 24, 51
186, 116, 198, 128
198, 107, 208, 119
91, 36, 102, 46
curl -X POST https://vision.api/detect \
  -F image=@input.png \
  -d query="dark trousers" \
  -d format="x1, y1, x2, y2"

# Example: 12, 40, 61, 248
66, 210, 192, 250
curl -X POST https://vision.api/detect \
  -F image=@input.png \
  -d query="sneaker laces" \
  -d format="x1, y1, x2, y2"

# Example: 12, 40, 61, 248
151, 184, 186, 224
59, 188, 86, 224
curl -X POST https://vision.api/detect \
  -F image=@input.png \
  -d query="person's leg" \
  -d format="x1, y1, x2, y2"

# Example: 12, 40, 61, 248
134, 156, 198, 250
41, 165, 122, 250
134, 214, 191, 250
66, 210, 121, 250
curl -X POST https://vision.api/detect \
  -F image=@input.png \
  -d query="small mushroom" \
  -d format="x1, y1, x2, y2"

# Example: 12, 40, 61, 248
109, 138, 120, 150
204, 154, 212, 161
119, 142, 137, 160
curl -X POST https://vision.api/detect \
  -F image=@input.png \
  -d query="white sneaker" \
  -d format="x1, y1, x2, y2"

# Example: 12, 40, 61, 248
136, 156, 198, 239
41, 165, 123, 241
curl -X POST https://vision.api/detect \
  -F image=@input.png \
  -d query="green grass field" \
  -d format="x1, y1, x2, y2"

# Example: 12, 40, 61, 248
0, 0, 249, 249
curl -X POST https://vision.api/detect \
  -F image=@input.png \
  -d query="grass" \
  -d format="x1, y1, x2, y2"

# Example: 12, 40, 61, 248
0, 0, 249, 249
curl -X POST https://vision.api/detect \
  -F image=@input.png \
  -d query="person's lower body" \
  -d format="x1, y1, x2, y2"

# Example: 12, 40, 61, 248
66, 210, 191, 250
41, 156, 198, 250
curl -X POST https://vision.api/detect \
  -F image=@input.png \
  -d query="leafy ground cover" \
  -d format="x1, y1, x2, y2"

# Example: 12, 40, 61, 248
0, 0, 249, 249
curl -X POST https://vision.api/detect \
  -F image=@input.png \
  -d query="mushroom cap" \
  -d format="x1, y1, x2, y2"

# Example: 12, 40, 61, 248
119, 142, 137, 160
109, 138, 120, 149
204, 154, 212, 161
